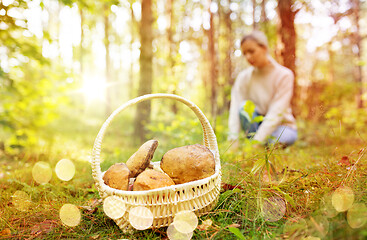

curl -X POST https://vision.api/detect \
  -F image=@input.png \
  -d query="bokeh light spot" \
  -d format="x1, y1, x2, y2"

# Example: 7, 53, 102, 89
306, 215, 329, 238
283, 217, 307, 239
32, 161, 52, 184
55, 159, 75, 181
331, 186, 354, 212
103, 196, 126, 219
319, 193, 338, 218
173, 211, 198, 234
129, 206, 153, 230
167, 223, 193, 240
262, 196, 286, 222
12, 190, 31, 211
59, 204, 81, 227
347, 203, 367, 229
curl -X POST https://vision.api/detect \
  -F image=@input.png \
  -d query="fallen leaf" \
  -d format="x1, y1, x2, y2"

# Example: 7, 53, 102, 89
88, 235, 100, 239
227, 223, 241, 228
30, 220, 58, 235
197, 219, 213, 231
0, 228, 11, 236
221, 183, 243, 191
338, 156, 351, 166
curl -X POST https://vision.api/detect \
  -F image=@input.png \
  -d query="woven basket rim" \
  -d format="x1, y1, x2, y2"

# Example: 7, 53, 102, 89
91, 93, 221, 197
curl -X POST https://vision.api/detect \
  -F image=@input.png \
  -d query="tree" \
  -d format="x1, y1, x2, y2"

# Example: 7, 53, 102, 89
350, 0, 363, 108
134, 0, 153, 143
221, 3, 234, 112
206, 0, 219, 121
104, 3, 112, 115
276, 0, 299, 112
0, 0, 70, 152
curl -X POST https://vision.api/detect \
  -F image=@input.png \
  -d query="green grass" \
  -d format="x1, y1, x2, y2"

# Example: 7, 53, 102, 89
0, 118, 367, 239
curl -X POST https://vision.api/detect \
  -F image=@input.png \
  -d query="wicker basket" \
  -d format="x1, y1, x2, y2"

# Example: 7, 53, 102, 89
91, 93, 221, 231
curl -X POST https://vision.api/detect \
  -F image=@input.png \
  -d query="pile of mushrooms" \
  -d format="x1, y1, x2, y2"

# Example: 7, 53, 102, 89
102, 140, 215, 191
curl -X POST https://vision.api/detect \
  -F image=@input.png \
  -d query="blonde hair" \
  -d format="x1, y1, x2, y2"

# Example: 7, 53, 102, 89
240, 30, 269, 49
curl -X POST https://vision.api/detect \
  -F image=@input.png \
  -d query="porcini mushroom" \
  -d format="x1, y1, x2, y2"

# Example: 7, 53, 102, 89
103, 163, 130, 190
160, 144, 215, 184
133, 169, 175, 191
126, 140, 158, 178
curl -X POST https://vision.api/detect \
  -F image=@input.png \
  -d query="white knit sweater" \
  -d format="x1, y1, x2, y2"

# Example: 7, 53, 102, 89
228, 57, 297, 142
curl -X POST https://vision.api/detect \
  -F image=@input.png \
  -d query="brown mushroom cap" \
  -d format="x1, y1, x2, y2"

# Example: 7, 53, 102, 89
133, 169, 175, 191
126, 140, 158, 178
160, 144, 215, 184
103, 163, 130, 190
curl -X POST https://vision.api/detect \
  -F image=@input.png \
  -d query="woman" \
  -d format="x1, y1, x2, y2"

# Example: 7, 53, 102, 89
228, 30, 297, 148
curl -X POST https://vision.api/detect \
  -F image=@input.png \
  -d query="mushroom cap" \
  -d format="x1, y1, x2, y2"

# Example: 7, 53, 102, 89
126, 140, 158, 178
133, 169, 175, 191
160, 144, 215, 184
103, 163, 130, 190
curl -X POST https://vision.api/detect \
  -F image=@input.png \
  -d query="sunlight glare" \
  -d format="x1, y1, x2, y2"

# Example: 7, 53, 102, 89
167, 223, 193, 240
262, 196, 286, 222
32, 161, 52, 184
179, 41, 192, 63
129, 206, 154, 230
103, 196, 126, 220
331, 186, 354, 212
191, 8, 202, 31
59, 204, 81, 227
55, 159, 75, 181
12, 190, 31, 211
173, 211, 198, 234
157, 16, 168, 32
210, 2, 218, 13
132, 2, 141, 22
347, 203, 367, 229
81, 76, 106, 102
2, 0, 14, 6
203, 12, 210, 30
229, 2, 239, 11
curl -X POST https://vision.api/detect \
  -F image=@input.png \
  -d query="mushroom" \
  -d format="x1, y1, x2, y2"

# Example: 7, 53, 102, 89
126, 140, 158, 178
133, 169, 175, 191
103, 163, 130, 190
160, 144, 215, 184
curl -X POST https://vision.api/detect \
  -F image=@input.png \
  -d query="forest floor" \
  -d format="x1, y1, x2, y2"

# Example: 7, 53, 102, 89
0, 118, 366, 239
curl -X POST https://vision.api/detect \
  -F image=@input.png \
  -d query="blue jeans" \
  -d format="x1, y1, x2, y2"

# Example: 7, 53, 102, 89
239, 102, 297, 146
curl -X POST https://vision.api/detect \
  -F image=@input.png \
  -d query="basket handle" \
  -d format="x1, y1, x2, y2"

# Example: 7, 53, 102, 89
91, 93, 220, 190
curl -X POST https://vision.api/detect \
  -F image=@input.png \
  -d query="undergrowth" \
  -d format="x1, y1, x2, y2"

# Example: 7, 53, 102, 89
0, 118, 366, 239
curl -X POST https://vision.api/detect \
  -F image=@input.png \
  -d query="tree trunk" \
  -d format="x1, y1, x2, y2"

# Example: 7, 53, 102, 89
223, 7, 233, 112
207, 2, 218, 122
104, 4, 112, 115
350, 0, 363, 108
129, 1, 137, 99
134, 0, 153, 143
327, 41, 335, 83
261, 0, 268, 22
252, 0, 258, 29
261, 0, 270, 35
79, 7, 84, 76
166, 0, 178, 114
277, 0, 298, 114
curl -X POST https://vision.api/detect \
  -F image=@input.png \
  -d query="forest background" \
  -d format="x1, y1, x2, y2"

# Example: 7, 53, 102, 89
1, 0, 367, 239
